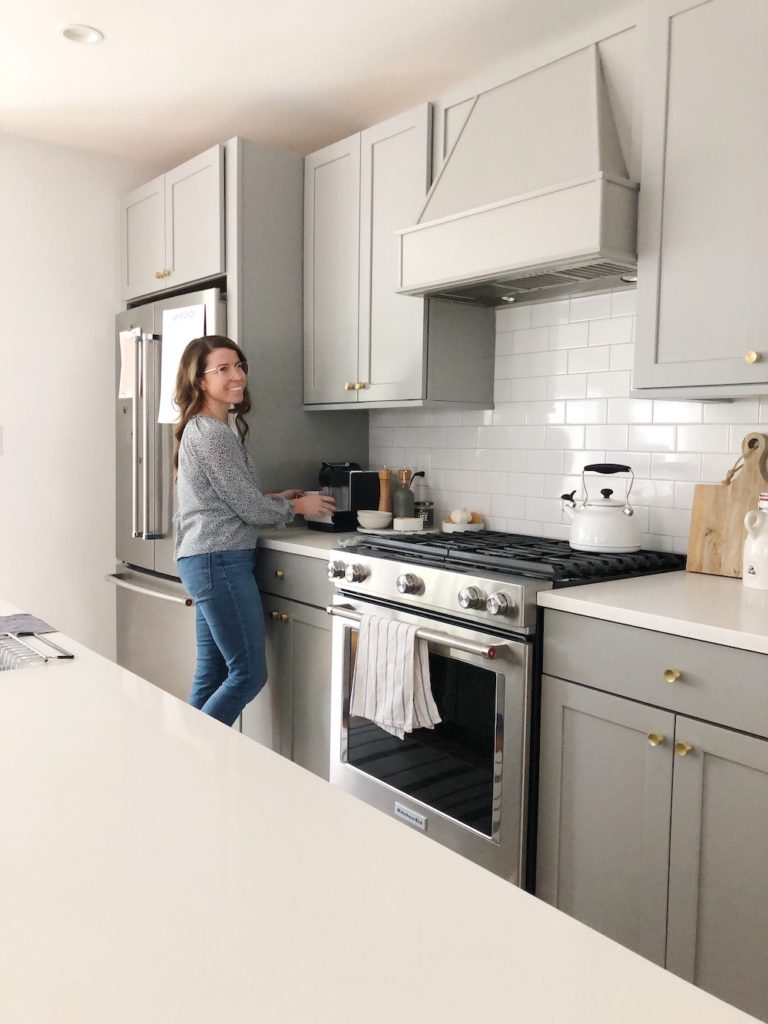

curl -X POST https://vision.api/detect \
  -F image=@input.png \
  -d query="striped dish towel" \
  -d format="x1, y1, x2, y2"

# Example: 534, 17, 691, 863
349, 613, 441, 740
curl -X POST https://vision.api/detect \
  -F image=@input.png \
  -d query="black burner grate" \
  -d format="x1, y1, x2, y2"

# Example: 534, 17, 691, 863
350, 531, 686, 583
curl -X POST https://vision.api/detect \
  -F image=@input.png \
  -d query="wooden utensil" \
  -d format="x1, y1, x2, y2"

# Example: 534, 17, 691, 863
686, 432, 768, 578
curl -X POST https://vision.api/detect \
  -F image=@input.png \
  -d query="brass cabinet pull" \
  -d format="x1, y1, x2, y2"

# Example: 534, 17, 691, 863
675, 741, 693, 757
744, 351, 760, 364
344, 381, 355, 390
274, 569, 285, 579
280, 612, 289, 623
269, 611, 280, 620
269, 610, 289, 623
354, 381, 368, 390
663, 668, 682, 683
647, 733, 665, 747
155, 270, 165, 279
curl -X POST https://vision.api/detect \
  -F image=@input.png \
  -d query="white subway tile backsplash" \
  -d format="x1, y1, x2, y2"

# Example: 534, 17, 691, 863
530, 349, 568, 377
677, 424, 730, 453
586, 370, 632, 398
628, 425, 676, 452
496, 305, 532, 331
548, 322, 589, 350
531, 299, 570, 326
588, 316, 633, 347
369, 287, 758, 554
548, 374, 587, 400
565, 399, 608, 424
569, 292, 612, 321
568, 346, 610, 374
585, 424, 629, 450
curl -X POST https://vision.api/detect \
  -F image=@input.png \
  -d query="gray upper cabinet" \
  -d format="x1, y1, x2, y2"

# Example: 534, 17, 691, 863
539, 609, 768, 1022
634, 0, 768, 396
120, 144, 225, 302
304, 104, 494, 409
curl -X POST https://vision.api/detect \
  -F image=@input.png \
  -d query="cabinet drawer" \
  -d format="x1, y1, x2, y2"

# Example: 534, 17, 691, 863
543, 610, 768, 739
256, 548, 331, 608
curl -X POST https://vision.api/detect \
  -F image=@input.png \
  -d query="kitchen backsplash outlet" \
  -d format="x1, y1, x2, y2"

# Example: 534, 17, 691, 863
368, 288, 768, 554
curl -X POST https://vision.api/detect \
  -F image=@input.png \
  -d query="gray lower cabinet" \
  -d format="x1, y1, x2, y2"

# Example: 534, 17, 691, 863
538, 610, 768, 1021
241, 549, 333, 780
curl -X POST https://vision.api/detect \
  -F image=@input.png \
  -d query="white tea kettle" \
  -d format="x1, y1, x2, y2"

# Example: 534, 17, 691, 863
561, 463, 641, 553
743, 492, 768, 589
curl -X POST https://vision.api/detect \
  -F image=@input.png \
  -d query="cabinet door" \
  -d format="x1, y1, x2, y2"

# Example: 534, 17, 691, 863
358, 104, 431, 403
287, 602, 332, 781
303, 134, 361, 404
120, 174, 165, 301
667, 718, 768, 1020
536, 676, 674, 965
635, 0, 768, 390
164, 144, 225, 292
241, 594, 292, 756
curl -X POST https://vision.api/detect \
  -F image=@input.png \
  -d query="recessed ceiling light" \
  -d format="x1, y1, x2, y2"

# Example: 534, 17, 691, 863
620, 273, 638, 284
61, 24, 104, 44
500, 295, 517, 303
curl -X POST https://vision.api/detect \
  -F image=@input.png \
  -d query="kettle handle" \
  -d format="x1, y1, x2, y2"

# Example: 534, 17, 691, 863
582, 465, 635, 513
583, 463, 631, 474
745, 510, 760, 539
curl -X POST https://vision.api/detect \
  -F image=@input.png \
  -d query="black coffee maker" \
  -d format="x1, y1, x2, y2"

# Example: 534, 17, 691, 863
306, 462, 380, 532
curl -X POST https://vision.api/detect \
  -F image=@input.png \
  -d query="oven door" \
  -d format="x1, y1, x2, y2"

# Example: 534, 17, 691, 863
329, 594, 533, 885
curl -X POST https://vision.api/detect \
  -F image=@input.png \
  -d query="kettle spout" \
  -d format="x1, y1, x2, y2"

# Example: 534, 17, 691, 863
561, 490, 577, 519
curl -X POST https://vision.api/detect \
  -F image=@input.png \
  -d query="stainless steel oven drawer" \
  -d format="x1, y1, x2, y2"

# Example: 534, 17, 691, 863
542, 609, 768, 739
256, 548, 332, 607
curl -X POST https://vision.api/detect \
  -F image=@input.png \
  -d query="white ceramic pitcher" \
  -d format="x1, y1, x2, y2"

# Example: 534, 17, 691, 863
743, 492, 768, 589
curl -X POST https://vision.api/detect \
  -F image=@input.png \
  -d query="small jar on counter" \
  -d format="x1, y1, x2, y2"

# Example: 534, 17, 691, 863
412, 472, 434, 528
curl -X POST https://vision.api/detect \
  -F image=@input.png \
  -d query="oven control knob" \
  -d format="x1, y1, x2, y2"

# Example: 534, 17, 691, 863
344, 563, 369, 583
458, 586, 486, 610
486, 592, 514, 616
396, 573, 421, 595
327, 560, 346, 579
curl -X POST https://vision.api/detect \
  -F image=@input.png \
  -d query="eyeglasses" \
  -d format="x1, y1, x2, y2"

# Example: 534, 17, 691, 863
200, 359, 249, 378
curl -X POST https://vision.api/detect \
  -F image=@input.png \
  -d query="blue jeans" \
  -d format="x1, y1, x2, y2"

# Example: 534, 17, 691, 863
177, 549, 267, 726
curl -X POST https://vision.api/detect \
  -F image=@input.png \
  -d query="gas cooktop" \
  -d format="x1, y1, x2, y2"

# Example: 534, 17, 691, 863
347, 530, 686, 585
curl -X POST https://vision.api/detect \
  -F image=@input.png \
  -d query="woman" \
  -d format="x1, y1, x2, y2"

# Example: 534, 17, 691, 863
173, 335, 335, 726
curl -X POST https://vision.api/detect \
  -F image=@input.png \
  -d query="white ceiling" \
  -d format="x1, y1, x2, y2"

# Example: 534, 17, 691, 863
2, 0, 639, 166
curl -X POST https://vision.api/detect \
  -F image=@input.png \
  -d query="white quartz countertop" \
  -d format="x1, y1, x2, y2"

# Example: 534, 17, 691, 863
0, 598, 759, 1024
258, 525, 358, 558
538, 571, 768, 655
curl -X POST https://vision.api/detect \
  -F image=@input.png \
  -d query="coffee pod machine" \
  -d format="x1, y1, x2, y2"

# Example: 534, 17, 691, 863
305, 462, 380, 532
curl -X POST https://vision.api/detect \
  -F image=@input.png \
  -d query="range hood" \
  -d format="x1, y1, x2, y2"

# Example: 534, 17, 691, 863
396, 46, 638, 307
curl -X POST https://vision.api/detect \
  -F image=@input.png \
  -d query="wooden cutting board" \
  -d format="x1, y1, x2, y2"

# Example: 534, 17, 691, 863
686, 432, 768, 577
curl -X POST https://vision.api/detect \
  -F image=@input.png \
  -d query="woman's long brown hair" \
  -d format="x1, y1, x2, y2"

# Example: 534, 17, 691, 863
173, 336, 251, 474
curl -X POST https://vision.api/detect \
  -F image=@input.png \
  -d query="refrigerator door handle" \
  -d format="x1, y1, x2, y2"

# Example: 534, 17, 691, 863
141, 333, 163, 540
131, 329, 142, 538
106, 573, 193, 607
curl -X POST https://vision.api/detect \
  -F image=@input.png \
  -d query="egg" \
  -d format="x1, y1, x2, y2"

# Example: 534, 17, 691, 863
450, 507, 471, 524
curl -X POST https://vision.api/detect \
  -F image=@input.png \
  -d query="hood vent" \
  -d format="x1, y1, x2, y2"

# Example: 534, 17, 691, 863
396, 46, 638, 307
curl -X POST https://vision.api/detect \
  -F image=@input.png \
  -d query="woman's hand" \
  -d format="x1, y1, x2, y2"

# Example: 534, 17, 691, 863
293, 493, 336, 518
272, 488, 305, 500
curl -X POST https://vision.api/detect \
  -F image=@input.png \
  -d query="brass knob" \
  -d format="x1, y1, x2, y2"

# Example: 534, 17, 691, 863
269, 611, 280, 620
274, 569, 285, 579
344, 381, 355, 390
744, 351, 760, 364
280, 612, 289, 623
663, 668, 681, 683
155, 270, 165, 279
354, 381, 367, 390
647, 733, 665, 747
675, 741, 693, 757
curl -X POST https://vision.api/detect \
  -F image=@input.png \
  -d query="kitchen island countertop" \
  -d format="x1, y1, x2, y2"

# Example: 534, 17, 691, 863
538, 570, 768, 655
0, 596, 760, 1024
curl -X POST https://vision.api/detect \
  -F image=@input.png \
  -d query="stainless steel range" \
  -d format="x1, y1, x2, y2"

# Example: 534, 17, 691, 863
327, 532, 685, 887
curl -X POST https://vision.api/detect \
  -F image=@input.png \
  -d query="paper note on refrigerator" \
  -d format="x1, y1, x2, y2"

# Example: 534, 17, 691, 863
157, 304, 206, 423
118, 329, 139, 398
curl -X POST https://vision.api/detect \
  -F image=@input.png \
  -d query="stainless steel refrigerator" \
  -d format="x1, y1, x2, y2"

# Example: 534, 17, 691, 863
109, 287, 224, 703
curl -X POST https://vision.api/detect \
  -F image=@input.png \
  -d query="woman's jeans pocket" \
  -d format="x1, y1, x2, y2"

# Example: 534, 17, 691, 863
178, 554, 213, 602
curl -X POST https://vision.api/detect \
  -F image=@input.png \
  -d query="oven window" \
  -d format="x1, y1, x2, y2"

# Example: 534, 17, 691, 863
346, 646, 500, 837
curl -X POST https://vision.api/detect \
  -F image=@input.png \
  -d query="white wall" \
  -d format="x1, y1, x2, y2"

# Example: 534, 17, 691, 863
0, 134, 161, 656
369, 288, 768, 555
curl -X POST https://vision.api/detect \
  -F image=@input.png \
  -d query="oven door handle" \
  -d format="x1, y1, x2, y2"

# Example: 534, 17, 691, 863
327, 605, 509, 660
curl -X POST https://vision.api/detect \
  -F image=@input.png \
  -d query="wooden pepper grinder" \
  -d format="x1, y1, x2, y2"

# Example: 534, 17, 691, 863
378, 467, 392, 514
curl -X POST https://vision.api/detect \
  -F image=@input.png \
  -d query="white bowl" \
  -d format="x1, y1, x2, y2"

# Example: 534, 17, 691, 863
357, 509, 392, 529
442, 521, 485, 533
393, 517, 422, 532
